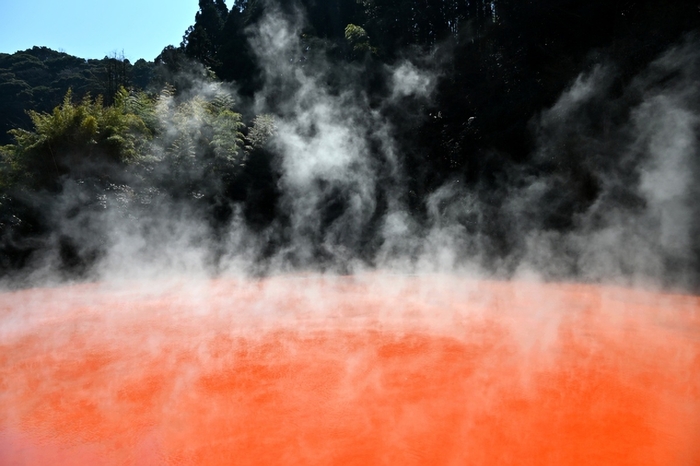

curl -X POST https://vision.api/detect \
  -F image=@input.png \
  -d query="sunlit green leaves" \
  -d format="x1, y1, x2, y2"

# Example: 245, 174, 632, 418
154, 87, 245, 167
245, 114, 276, 151
0, 78, 254, 200
344, 24, 377, 58
212, 109, 245, 161
0, 88, 154, 190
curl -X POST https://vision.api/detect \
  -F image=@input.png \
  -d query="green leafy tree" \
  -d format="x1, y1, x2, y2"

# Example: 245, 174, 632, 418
182, 0, 229, 68
0, 88, 153, 191
245, 114, 276, 152
102, 52, 131, 105
154, 86, 245, 168
344, 24, 377, 58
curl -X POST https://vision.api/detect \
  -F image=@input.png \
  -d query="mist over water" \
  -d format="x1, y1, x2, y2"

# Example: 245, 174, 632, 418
1, 8, 700, 465
1, 275, 699, 465
1, 9, 698, 290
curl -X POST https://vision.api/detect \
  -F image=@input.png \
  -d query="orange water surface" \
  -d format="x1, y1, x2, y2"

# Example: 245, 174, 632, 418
1, 275, 699, 465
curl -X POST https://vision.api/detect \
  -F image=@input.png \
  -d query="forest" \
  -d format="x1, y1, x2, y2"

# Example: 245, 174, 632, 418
1, 0, 699, 288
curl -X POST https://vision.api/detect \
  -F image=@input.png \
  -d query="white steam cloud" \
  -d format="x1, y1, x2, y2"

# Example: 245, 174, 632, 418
3, 11, 699, 291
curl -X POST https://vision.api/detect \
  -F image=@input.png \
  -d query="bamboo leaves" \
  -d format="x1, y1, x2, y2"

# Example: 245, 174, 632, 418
0, 84, 251, 193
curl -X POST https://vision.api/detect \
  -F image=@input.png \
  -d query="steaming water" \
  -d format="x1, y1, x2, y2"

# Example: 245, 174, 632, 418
2, 9, 700, 465
1, 275, 698, 465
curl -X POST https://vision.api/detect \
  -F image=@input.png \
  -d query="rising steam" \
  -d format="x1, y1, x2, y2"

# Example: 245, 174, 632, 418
2, 11, 699, 465
4, 9, 700, 291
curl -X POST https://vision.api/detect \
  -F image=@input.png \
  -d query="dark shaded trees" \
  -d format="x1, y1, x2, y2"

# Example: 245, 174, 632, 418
216, 3, 261, 95
182, 0, 230, 68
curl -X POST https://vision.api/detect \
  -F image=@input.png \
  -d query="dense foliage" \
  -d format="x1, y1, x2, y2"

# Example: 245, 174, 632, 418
1, 0, 699, 281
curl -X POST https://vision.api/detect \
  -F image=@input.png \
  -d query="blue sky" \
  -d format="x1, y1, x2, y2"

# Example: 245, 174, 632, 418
0, 0, 227, 62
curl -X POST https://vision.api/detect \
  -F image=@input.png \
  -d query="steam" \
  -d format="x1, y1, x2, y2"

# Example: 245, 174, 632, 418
3, 10, 700, 291
515, 39, 700, 288
390, 61, 436, 99
2, 14, 698, 461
